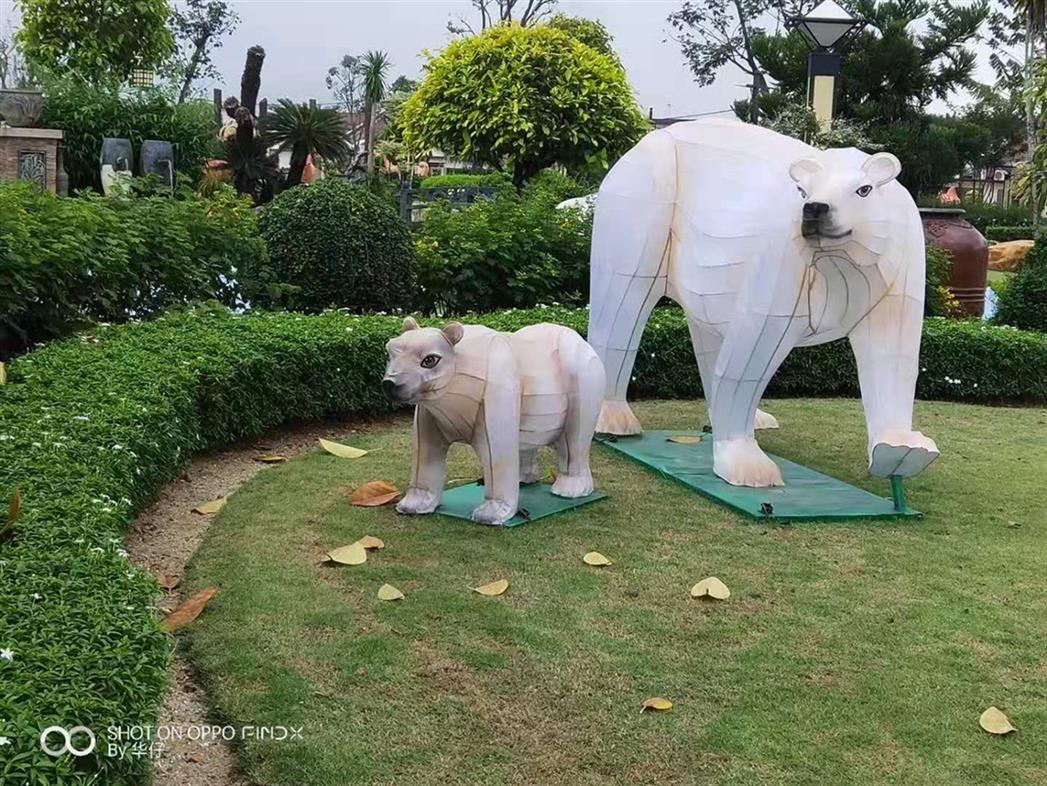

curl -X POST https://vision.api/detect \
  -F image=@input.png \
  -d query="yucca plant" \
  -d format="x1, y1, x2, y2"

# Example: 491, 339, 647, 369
265, 98, 350, 188
360, 50, 391, 172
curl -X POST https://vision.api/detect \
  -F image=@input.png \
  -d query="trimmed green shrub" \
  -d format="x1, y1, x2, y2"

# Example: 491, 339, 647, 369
41, 77, 217, 192
955, 204, 1032, 236
986, 226, 1036, 243
0, 182, 265, 358
924, 244, 957, 317
257, 179, 417, 313
995, 239, 1047, 331
1, 305, 1045, 783
420, 173, 510, 189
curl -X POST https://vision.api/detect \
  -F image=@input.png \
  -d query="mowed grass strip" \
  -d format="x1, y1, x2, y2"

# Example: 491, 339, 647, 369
183, 399, 1047, 786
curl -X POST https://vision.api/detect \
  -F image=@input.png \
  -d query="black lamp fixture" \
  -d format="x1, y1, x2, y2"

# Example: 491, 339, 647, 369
787, 0, 865, 129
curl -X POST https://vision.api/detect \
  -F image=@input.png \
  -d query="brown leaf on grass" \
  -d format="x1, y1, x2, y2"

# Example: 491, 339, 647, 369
8, 489, 21, 523
162, 587, 219, 631
641, 697, 673, 713
156, 574, 181, 592
255, 454, 287, 463
318, 438, 369, 459
326, 542, 367, 565
471, 579, 508, 596
192, 497, 226, 515
690, 577, 730, 600
378, 583, 404, 601
356, 535, 385, 550
0, 361, 6, 385
350, 481, 400, 507
979, 706, 1017, 735
583, 551, 612, 567
667, 435, 703, 445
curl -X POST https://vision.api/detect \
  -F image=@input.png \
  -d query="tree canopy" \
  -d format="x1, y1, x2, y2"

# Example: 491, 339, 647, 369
401, 23, 648, 186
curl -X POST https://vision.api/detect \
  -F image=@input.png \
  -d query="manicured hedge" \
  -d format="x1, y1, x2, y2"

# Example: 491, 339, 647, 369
986, 226, 1036, 243
2, 306, 1045, 784
419, 172, 510, 189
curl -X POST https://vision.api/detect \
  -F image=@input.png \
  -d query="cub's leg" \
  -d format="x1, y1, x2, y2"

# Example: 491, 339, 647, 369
397, 407, 450, 515
471, 339, 521, 526
551, 331, 605, 498
587, 129, 676, 435
519, 448, 541, 484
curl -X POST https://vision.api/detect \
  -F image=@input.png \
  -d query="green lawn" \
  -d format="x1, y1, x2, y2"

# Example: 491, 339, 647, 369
184, 399, 1047, 786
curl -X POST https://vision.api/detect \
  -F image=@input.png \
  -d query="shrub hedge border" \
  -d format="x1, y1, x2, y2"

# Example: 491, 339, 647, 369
2, 306, 1046, 783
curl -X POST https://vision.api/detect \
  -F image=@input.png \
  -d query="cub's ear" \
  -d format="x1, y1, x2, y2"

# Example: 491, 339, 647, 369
862, 152, 902, 187
401, 316, 420, 333
789, 157, 823, 189
442, 322, 464, 346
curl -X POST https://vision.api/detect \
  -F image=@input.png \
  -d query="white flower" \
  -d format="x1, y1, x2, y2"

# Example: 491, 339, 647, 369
30, 593, 42, 601
0, 649, 13, 662
0, 736, 11, 746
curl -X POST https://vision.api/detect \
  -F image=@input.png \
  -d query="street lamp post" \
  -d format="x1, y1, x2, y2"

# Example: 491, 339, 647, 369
787, 1, 864, 133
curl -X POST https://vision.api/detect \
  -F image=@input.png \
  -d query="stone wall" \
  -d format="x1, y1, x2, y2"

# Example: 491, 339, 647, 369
0, 127, 63, 193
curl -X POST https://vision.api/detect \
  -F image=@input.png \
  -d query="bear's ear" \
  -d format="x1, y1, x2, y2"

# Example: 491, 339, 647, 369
789, 157, 823, 189
862, 152, 902, 187
442, 322, 464, 346
401, 316, 420, 333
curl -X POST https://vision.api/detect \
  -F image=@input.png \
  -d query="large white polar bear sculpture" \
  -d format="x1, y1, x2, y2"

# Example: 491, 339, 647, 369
384, 319, 605, 526
587, 119, 939, 487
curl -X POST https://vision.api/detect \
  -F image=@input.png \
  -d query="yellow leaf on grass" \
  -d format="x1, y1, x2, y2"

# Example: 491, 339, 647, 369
356, 535, 385, 550
192, 497, 226, 515
0, 361, 6, 385
979, 706, 1017, 735
667, 435, 703, 444
319, 438, 369, 459
350, 481, 400, 507
583, 551, 612, 566
327, 542, 367, 565
690, 577, 730, 600
256, 454, 287, 463
378, 583, 404, 601
641, 697, 673, 713
8, 489, 21, 524
471, 579, 508, 596
163, 587, 219, 631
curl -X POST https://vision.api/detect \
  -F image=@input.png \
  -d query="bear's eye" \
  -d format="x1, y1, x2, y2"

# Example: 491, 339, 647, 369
420, 354, 441, 369
797, 185, 808, 199
857, 185, 873, 197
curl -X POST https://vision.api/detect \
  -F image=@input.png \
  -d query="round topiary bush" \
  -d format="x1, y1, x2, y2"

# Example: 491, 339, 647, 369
995, 237, 1047, 332
257, 179, 417, 312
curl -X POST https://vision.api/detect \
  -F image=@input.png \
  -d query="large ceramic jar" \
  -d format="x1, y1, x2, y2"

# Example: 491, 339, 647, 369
0, 88, 44, 128
919, 207, 989, 317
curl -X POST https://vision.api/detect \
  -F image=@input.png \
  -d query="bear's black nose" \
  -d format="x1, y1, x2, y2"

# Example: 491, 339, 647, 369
382, 378, 400, 398
803, 202, 830, 220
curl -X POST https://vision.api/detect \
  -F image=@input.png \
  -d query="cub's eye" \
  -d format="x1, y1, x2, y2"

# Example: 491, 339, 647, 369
857, 185, 873, 197
420, 354, 441, 369
797, 186, 808, 199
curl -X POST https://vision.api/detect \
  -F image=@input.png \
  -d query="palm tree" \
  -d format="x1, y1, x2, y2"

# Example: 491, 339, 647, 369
1015, 0, 1047, 222
265, 99, 350, 188
360, 50, 392, 172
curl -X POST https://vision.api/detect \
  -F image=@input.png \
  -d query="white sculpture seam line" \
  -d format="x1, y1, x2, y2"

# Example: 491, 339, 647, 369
587, 118, 938, 488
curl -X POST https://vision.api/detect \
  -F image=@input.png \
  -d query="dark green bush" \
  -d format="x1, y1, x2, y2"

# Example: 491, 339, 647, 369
0, 182, 265, 358
1, 305, 1045, 783
954, 204, 1032, 236
42, 77, 218, 192
420, 172, 510, 189
257, 179, 417, 313
924, 244, 956, 317
995, 238, 1047, 331
986, 226, 1036, 243
414, 181, 592, 313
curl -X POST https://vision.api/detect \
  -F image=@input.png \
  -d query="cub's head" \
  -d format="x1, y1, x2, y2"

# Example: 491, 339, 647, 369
789, 151, 902, 247
382, 317, 463, 404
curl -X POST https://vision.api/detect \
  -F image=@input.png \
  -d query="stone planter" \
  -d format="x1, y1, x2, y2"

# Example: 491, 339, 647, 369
919, 208, 989, 318
0, 88, 44, 128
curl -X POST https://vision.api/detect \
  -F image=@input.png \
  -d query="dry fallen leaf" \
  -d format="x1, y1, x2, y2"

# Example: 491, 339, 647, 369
319, 438, 369, 459
471, 579, 509, 596
979, 706, 1017, 735
8, 489, 21, 524
583, 551, 612, 566
326, 542, 367, 565
192, 497, 226, 515
350, 481, 400, 507
0, 361, 6, 385
378, 583, 404, 601
667, 435, 703, 445
690, 577, 731, 600
641, 697, 673, 713
256, 454, 287, 463
163, 587, 220, 631
356, 535, 385, 550
157, 574, 181, 592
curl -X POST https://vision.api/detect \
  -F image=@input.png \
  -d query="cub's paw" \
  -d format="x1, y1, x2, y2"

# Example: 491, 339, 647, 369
551, 471, 594, 499
869, 430, 939, 477
470, 498, 516, 526
596, 400, 643, 436
396, 488, 440, 515
713, 437, 784, 488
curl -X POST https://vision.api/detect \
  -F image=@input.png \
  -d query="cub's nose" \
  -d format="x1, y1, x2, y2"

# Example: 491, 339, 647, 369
803, 202, 830, 220
382, 378, 400, 398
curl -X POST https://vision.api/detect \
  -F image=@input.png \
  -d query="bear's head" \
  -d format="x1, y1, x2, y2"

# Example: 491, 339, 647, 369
788, 150, 903, 250
382, 317, 463, 404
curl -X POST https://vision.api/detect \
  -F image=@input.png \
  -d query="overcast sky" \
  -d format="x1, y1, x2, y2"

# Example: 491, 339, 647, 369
1, 0, 995, 117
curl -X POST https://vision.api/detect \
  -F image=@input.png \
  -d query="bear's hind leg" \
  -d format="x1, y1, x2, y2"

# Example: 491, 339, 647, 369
520, 448, 541, 484
551, 332, 605, 499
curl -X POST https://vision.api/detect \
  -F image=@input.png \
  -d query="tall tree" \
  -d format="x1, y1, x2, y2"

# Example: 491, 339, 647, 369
168, 0, 240, 103
448, 0, 558, 35
360, 50, 392, 172
327, 54, 365, 156
16, 0, 174, 83
1010, 0, 1046, 220
0, 25, 29, 89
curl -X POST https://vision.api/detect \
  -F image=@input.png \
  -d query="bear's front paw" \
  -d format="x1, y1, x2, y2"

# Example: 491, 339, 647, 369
713, 437, 784, 488
470, 498, 516, 526
551, 471, 594, 498
869, 430, 939, 477
396, 488, 441, 515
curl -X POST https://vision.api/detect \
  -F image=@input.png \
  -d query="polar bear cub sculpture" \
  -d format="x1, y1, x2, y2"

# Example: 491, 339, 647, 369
383, 319, 606, 526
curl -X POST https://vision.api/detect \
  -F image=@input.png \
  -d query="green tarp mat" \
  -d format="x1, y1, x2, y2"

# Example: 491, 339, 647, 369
597, 431, 920, 522
437, 482, 607, 527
